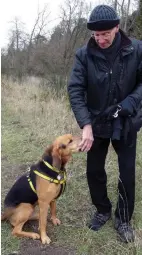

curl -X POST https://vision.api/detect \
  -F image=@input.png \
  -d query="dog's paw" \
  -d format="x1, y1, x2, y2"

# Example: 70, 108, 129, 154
41, 235, 51, 245
51, 217, 61, 226
31, 233, 40, 240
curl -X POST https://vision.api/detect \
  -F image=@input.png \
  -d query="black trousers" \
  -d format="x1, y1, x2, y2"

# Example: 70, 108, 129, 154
87, 135, 137, 222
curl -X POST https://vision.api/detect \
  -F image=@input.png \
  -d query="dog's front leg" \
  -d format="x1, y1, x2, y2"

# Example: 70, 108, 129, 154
36, 177, 57, 244
38, 199, 51, 245
50, 200, 61, 225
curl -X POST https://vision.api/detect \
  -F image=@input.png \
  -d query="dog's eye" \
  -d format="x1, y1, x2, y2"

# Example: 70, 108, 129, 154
69, 139, 73, 144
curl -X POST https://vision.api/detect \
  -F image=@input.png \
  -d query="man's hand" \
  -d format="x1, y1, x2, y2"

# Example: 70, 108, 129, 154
79, 124, 94, 152
118, 99, 135, 117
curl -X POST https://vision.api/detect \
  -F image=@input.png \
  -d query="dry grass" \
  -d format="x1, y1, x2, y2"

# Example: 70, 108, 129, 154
1, 76, 142, 255
2, 76, 80, 140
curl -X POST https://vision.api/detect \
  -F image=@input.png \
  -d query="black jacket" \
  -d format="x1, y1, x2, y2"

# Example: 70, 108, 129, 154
68, 30, 142, 138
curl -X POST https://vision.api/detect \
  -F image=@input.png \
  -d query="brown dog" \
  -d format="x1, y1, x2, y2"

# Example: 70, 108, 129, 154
1, 134, 81, 244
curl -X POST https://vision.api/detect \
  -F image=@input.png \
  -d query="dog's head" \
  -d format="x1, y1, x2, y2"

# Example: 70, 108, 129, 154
42, 134, 81, 168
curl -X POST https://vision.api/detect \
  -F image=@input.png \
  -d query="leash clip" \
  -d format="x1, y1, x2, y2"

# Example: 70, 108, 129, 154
26, 167, 31, 178
113, 105, 122, 118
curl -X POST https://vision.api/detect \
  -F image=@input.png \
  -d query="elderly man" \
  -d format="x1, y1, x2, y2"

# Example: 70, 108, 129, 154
68, 5, 142, 243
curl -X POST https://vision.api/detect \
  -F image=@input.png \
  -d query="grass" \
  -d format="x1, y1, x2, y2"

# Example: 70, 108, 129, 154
1, 76, 142, 255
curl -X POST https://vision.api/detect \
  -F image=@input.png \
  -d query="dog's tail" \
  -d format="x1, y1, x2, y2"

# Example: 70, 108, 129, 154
1, 207, 15, 221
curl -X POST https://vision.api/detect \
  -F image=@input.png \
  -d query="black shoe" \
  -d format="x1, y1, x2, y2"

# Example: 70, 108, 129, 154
114, 218, 135, 243
88, 211, 111, 231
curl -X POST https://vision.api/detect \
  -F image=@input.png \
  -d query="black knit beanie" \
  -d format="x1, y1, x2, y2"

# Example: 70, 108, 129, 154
87, 5, 120, 31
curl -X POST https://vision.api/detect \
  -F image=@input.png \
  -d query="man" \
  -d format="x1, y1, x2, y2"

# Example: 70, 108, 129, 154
68, 5, 142, 243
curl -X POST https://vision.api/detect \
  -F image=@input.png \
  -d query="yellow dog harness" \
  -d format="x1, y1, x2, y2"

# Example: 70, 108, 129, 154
27, 159, 66, 198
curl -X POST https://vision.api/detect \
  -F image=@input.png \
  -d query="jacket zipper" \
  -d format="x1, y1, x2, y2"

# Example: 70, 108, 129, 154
102, 44, 133, 110
107, 48, 123, 106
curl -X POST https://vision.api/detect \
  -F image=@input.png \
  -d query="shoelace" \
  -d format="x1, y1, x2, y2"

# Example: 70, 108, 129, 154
118, 222, 132, 232
118, 223, 134, 242
95, 213, 108, 224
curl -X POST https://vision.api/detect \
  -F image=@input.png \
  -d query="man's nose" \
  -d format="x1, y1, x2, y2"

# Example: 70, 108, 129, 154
98, 37, 106, 44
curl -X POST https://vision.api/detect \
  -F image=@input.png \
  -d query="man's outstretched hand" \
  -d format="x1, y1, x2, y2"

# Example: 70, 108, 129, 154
79, 124, 94, 152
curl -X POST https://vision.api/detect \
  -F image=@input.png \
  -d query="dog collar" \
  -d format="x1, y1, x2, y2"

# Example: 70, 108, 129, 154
42, 159, 61, 173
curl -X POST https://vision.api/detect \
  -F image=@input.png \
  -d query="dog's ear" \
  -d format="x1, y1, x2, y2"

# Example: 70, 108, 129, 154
41, 144, 61, 168
52, 145, 61, 169
57, 143, 70, 167
42, 145, 53, 159
52, 155, 61, 169
59, 144, 66, 149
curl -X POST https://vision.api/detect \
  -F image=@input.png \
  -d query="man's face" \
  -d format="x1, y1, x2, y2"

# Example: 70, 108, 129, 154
93, 25, 119, 49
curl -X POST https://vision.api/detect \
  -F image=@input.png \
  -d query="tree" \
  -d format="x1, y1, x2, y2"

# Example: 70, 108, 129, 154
135, 0, 142, 39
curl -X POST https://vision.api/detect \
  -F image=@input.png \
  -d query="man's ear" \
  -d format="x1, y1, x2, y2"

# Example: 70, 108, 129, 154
116, 24, 119, 32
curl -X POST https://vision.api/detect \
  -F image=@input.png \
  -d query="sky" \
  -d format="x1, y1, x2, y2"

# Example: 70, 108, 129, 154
1, 0, 101, 48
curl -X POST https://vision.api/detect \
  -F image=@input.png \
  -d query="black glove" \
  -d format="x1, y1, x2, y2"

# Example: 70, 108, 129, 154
118, 98, 137, 117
